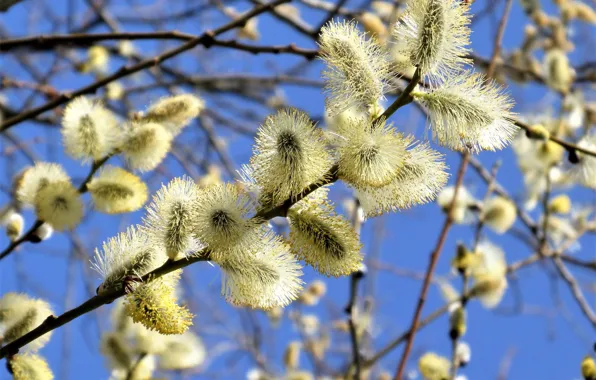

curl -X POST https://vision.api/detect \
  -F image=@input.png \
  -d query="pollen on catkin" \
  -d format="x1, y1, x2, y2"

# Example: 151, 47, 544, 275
87, 166, 148, 214
0, 293, 54, 352
34, 180, 83, 231
319, 20, 391, 117
418, 352, 451, 380
143, 176, 201, 260
157, 331, 206, 370
193, 183, 255, 260
61, 96, 118, 162
288, 201, 362, 277
120, 121, 172, 172
142, 94, 204, 135
481, 196, 517, 234
393, 0, 472, 81
412, 71, 517, 152
16, 162, 70, 207
336, 117, 408, 188
124, 271, 193, 335
356, 140, 448, 217
10, 353, 54, 380
92, 225, 166, 295
250, 108, 332, 207
218, 228, 303, 309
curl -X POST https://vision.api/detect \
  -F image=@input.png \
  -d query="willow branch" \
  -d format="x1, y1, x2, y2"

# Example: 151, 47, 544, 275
0, 0, 291, 132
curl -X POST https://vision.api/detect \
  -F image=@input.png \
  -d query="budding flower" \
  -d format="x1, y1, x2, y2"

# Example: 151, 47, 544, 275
570, 134, 596, 189
412, 71, 517, 152
481, 196, 517, 234
336, 117, 408, 188
250, 108, 332, 207
288, 201, 362, 277
9, 353, 54, 380
87, 166, 147, 214
393, 0, 472, 81
549, 194, 572, 214
125, 271, 193, 335
144, 177, 201, 260
218, 229, 303, 309
357, 141, 448, 217
449, 306, 467, 339
120, 121, 172, 172
61, 96, 118, 162
4, 211, 24, 242
358, 12, 389, 42
16, 162, 70, 207
142, 94, 204, 135
92, 225, 166, 295
34, 180, 83, 231
582, 356, 596, 380
157, 331, 206, 370
418, 352, 451, 380
0, 293, 54, 352
455, 341, 471, 367
193, 183, 254, 261
80, 45, 109, 74
319, 20, 391, 117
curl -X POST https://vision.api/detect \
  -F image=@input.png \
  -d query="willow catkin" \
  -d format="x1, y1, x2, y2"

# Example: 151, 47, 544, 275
120, 121, 172, 172
87, 166, 148, 214
412, 71, 517, 152
91, 225, 166, 295
34, 180, 84, 231
143, 176, 201, 260
288, 201, 362, 277
249, 108, 332, 208
319, 20, 391, 117
61, 96, 118, 162
336, 117, 408, 189
393, 0, 471, 81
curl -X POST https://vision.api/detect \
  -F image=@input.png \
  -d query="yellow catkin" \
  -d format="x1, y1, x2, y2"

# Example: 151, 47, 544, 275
582, 356, 596, 380
87, 166, 148, 214
549, 194, 572, 214
10, 354, 54, 380
125, 271, 193, 335
34, 181, 83, 231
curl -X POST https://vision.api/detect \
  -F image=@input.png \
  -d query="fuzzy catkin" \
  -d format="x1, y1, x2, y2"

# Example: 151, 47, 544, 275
336, 117, 408, 189
250, 108, 332, 208
87, 166, 148, 214
61, 96, 118, 162
413, 71, 517, 152
288, 201, 362, 277
120, 121, 172, 172
124, 271, 193, 335
34, 181, 83, 231
393, 0, 471, 81
143, 176, 201, 260
319, 20, 391, 117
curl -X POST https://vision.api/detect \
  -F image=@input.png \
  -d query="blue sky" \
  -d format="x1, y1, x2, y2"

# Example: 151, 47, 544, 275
0, 0, 595, 379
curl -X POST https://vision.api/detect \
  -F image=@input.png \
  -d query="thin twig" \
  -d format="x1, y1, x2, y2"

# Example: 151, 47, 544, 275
393, 153, 470, 380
